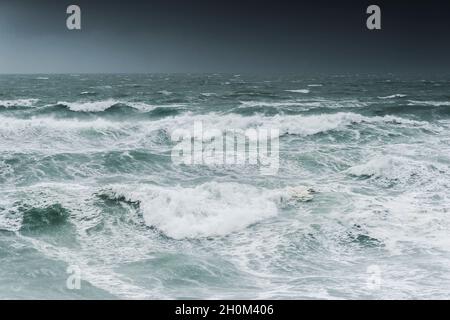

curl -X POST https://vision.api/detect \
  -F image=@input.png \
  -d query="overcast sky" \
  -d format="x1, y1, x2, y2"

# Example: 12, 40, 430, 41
1, 0, 450, 74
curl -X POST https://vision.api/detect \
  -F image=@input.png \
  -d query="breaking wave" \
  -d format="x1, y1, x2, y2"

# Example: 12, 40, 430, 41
239, 99, 368, 109
378, 94, 407, 99
153, 112, 434, 137
55, 100, 160, 112
0, 112, 434, 152
346, 155, 447, 186
407, 100, 450, 107
285, 89, 310, 94
98, 182, 314, 239
0, 99, 39, 108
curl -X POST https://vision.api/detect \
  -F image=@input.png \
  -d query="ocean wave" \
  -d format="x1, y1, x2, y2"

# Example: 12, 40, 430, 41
80, 91, 97, 96
407, 100, 450, 107
0, 99, 39, 108
54, 100, 185, 112
378, 94, 407, 99
91, 85, 113, 90
239, 99, 368, 109
99, 182, 315, 239
239, 100, 321, 108
307, 84, 323, 87
347, 156, 403, 179
0, 110, 436, 156
285, 89, 310, 94
155, 112, 433, 138
55, 99, 122, 112
0, 112, 433, 143
55, 99, 156, 112
0, 160, 13, 181
200, 92, 217, 97
0, 115, 124, 131
346, 155, 446, 186
19, 203, 72, 234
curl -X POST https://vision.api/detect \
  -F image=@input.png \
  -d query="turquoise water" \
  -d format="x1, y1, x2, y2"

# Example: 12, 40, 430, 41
1, 74, 450, 299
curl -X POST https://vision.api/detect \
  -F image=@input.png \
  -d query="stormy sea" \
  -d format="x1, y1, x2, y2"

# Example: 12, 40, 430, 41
0, 73, 449, 299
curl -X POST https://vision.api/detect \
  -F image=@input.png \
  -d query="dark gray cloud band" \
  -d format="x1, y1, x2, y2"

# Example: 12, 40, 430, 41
1, 0, 450, 74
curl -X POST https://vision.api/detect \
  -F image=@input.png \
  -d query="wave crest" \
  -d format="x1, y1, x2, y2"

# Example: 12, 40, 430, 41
346, 155, 447, 187
285, 89, 310, 94
0, 99, 39, 108
407, 100, 450, 107
55, 100, 157, 112
378, 94, 407, 99
99, 183, 314, 239
156, 112, 433, 137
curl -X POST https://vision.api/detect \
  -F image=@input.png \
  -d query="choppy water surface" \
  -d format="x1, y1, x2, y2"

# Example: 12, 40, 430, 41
1, 74, 449, 299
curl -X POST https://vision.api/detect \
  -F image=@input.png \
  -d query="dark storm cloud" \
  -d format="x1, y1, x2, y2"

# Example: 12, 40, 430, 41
1, 0, 450, 74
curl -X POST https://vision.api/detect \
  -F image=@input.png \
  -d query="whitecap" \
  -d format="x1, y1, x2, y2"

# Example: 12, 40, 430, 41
56, 99, 158, 112
57, 99, 122, 112
378, 94, 407, 99
407, 100, 450, 107
347, 156, 401, 179
239, 99, 368, 109
200, 92, 217, 97
100, 182, 315, 239
0, 98, 39, 108
0, 112, 434, 154
285, 89, 310, 94
346, 155, 447, 186
156, 112, 432, 138
239, 100, 321, 108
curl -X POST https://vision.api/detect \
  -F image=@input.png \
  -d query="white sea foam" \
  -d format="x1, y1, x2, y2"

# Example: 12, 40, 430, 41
0, 115, 123, 131
239, 100, 321, 108
56, 100, 161, 112
155, 112, 433, 138
346, 155, 447, 185
407, 100, 450, 106
0, 160, 13, 181
101, 182, 314, 239
347, 156, 403, 179
378, 94, 407, 99
0, 182, 167, 299
239, 99, 368, 109
57, 99, 121, 112
0, 112, 434, 155
125, 102, 160, 111
0, 111, 432, 141
307, 84, 323, 87
285, 89, 310, 94
0, 98, 39, 107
